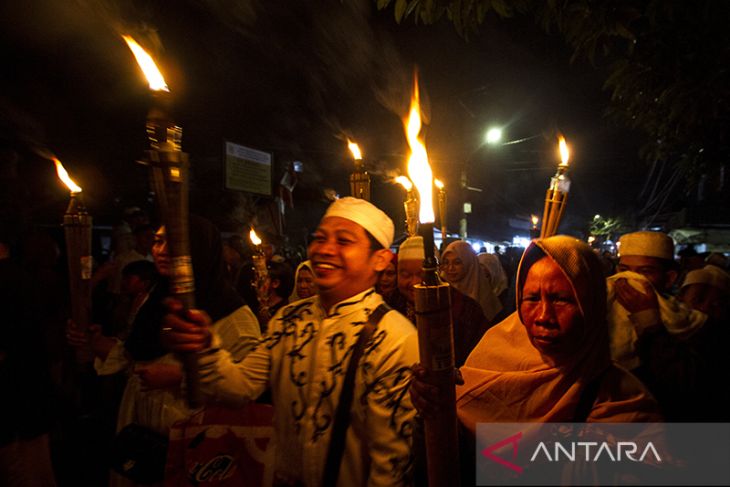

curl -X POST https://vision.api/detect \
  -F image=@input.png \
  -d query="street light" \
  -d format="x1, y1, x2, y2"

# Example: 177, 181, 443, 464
485, 127, 503, 145
460, 127, 543, 239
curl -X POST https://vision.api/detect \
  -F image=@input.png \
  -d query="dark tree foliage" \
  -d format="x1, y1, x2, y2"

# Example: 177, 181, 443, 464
377, 0, 730, 187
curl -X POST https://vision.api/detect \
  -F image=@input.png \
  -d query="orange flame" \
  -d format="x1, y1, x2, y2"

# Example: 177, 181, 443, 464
558, 135, 570, 167
395, 176, 413, 191
122, 35, 169, 92
53, 157, 82, 193
347, 139, 362, 160
434, 178, 444, 190
404, 74, 434, 224
531, 214, 539, 226
249, 229, 262, 246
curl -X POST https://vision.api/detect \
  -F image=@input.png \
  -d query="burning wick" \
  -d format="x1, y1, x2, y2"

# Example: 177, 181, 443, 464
395, 175, 413, 191
249, 228, 262, 248
54, 158, 82, 194
558, 135, 570, 168
347, 139, 362, 161
404, 73, 436, 272
122, 35, 169, 92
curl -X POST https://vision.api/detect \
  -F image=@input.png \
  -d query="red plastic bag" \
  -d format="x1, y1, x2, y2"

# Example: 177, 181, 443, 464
165, 403, 275, 486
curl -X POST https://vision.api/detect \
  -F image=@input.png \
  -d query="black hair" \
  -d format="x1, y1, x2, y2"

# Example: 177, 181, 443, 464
365, 230, 384, 251
268, 261, 294, 299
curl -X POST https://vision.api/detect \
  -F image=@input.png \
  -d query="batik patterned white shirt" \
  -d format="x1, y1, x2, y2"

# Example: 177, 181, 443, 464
198, 288, 418, 486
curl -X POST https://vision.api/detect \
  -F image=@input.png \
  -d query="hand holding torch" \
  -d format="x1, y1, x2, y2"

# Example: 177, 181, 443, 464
540, 135, 571, 238
124, 35, 201, 407
405, 75, 460, 487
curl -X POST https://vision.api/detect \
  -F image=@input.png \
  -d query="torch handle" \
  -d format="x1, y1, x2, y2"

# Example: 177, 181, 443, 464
145, 149, 202, 408
414, 283, 460, 487
173, 293, 203, 409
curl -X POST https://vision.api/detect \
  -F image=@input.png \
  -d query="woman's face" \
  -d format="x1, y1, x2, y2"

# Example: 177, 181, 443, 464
442, 253, 466, 283
378, 262, 397, 296
296, 267, 317, 299
519, 256, 584, 359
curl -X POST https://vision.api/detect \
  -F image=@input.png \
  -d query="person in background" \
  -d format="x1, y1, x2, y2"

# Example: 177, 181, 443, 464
289, 260, 317, 302
608, 231, 706, 420
68, 217, 261, 487
398, 236, 488, 366
162, 197, 418, 487
0, 227, 57, 487
256, 260, 294, 327
441, 241, 502, 323
678, 265, 730, 420
376, 251, 408, 313
477, 251, 509, 312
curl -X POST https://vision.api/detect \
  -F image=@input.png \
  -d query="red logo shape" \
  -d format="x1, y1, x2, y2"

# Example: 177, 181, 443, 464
481, 431, 524, 474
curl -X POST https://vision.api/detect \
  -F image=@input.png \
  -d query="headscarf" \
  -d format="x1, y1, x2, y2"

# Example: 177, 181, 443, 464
442, 241, 502, 321
289, 260, 316, 302
477, 252, 508, 296
456, 236, 659, 431
125, 215, 246, 361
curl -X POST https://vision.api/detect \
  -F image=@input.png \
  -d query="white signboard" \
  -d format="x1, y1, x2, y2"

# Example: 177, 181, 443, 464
225, 141, 272, 196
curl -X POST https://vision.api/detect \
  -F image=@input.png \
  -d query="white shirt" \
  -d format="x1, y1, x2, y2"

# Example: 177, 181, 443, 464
198, 288, 419, 486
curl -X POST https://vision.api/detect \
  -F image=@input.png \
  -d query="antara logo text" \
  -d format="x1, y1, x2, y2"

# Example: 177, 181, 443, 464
482, 432, 661, 475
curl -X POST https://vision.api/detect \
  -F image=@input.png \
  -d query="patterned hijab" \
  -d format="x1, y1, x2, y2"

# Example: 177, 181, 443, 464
456, 236, 657, 429
442, 241, 502, 321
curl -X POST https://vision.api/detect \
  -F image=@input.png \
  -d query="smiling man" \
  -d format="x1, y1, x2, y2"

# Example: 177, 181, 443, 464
162, 197, 418, 486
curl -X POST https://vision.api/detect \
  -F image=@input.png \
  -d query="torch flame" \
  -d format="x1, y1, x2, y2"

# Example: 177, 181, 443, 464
558, 135, 570, 167
122, 35, 170, 92
347, 139, 362, 160
53, 158, 82, 193
395, 176, 413, 191
531, 214, 539, 226
404, 74, 435, 224
434, 178, 444, 190
249, 229, 262, 246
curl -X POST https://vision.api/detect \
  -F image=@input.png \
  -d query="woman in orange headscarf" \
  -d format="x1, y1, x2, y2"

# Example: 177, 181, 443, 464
455, 235, 660, 430
413, 235, 660, 426
412, 236, 662, 484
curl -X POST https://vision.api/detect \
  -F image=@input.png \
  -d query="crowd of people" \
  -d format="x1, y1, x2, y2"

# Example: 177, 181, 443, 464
1, 195, 729, 486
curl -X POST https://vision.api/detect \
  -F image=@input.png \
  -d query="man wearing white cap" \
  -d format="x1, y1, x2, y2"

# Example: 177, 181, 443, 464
608, 230, 706, 419
163, 197, 418, 486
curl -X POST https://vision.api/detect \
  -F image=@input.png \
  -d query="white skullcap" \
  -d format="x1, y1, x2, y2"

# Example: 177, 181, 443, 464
398, 236, 425, 261
323, 197, 394, 249
618, 231, 674, 260
682, 265, 730, 294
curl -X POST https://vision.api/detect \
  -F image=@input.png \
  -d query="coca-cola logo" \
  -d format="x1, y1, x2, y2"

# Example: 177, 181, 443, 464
189, 455, 236, 482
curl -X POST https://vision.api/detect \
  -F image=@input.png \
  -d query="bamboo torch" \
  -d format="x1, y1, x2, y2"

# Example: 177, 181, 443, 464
249, 228, 271, 324
435, 178, 447, 241
54, 157, 93, 364
540, 135, 571, 238
404, 74, 460, 487
347, 139, 370, 201
123, 35, 201, 407
395, 176, 418, 237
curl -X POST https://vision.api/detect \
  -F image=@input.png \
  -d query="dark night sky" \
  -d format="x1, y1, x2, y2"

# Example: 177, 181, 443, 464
0, 0, 649, 243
